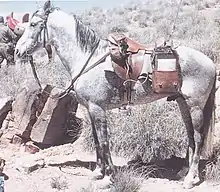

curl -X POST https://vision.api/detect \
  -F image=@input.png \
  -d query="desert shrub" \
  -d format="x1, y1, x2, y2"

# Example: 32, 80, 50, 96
0, 48, 70, 99
78, 0, 220, 63
0, 64, 20, 97
82, 101, 187, 162
135, 13, 149, 28
78, 185, 95, 192
110, 168, 145, 192
205, 157, 220, 182
205, 148, 220, 182
50, 177, 68, 191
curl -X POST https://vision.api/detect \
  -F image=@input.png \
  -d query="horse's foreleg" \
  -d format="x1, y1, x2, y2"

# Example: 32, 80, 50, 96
88, 103, 114, 179
88, 113, 102, 168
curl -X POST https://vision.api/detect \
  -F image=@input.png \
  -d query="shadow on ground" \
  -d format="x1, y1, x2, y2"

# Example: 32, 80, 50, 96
127, 155, 209, 184
47, 155, 209, 183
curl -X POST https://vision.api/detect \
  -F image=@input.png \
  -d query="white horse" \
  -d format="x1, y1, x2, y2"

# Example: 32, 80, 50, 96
14, 22, 53, 61
15, 0, 216, 189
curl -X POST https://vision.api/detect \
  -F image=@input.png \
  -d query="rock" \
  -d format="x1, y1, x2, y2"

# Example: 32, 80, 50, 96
0, 97, 13, 128
6, 83, 82, 148
7, 85, 42, 139
15, 155, 45, 174
30, 88, 80, 146
11, 135, 23, 145
1, 111, 12, 131
24, 141, 40, 154
21, 84, 54, 139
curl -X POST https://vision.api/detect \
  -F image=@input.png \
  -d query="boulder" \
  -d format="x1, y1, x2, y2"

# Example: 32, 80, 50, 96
7, 84, 42, 139
0, 97, 13, 128
30, 87, 80, 146
3, 83, 82, 149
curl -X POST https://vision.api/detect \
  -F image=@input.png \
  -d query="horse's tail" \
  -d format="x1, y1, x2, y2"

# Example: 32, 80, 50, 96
201, 73, 216, 159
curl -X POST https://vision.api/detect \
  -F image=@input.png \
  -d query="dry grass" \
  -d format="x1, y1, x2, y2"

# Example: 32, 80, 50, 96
0, 49, 70, 98
79, 0, 220, 63
109, 165, 158, 192
110, 168, 144, 192
82, 101, 187, 162
205, 158, 220, 182
50, 176, 69, 191
78, 185, 95, 192
205, 148, 220, 182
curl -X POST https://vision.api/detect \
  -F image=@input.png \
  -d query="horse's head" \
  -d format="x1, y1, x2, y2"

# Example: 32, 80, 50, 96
15, 0, 52, 58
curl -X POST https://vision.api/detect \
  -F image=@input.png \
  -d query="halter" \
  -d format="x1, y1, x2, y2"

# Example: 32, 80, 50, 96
23, 9, 53, 91
27, 8, 106, 99
32, 9, 51, 49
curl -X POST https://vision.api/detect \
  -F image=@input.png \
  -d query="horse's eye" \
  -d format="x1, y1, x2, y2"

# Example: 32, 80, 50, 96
30, 23, 36, 27
40, 23, 45, 28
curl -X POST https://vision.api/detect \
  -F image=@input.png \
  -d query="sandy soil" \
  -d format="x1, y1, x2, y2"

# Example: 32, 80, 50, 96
1, 136, 220, 192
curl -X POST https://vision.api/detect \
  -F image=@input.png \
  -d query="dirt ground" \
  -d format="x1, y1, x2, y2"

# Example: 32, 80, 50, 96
1, 136, 220, 192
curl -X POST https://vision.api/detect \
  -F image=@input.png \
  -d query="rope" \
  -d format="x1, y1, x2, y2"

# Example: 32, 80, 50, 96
29, 55, 42, 90
57, 39, 101, 99
166, 0, 183, 42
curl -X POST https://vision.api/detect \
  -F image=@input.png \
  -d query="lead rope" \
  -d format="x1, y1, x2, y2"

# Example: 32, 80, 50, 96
57, 39, 101, 99
166, 0, 183, 43
29, 55, 42, 90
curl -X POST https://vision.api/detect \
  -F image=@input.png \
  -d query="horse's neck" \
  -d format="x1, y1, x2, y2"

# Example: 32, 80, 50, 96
47, 11, 109, 77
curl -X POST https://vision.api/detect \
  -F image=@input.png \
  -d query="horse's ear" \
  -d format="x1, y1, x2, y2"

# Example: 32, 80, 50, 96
43, 0, 51, 12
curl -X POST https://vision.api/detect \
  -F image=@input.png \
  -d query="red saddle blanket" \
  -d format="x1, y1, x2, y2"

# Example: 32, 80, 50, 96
6, 16, 19, 30
6, 12, 29, 30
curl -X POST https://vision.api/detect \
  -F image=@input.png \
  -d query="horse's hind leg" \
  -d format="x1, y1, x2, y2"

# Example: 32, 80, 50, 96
184, 105, 203, 188
176, 97, 195, 169
176, 96, 203, 188
88, 103, 114, 179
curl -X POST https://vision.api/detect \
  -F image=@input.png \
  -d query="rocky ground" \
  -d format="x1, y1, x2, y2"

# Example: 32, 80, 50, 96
1, 132, 220, 192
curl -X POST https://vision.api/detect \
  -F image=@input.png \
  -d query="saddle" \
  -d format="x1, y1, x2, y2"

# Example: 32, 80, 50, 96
108, 33, 147, 53
108, 33, 149, 81
108, 33, 167, 53
107, 33, 181, 97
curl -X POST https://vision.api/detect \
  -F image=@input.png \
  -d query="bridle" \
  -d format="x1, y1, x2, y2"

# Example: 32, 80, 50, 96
20, 9, 52, 91
32, 9, 51, 49
25, 8, 109, 99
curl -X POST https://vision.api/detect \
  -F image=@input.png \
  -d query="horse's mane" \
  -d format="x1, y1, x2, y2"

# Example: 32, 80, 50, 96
33, 6, 100, 53
72, 14, 100, 53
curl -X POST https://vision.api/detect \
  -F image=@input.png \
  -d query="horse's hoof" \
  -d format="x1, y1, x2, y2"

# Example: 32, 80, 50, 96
183, 176, 194, 189
193, 176, 200, 184
183, 181, 194, 189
